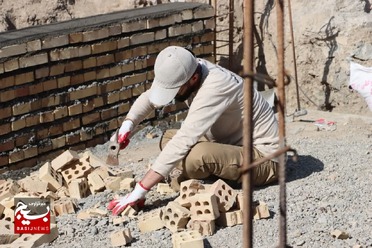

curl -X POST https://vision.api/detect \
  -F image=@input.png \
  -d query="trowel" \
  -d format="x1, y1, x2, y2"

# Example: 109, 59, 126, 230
106, 129, 120, 166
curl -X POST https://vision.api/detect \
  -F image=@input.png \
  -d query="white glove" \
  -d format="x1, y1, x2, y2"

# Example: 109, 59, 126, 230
107, 182, 149, 216
110, 119, 134, 149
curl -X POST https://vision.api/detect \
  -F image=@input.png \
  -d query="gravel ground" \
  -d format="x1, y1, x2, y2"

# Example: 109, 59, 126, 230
2, 108, 371, 248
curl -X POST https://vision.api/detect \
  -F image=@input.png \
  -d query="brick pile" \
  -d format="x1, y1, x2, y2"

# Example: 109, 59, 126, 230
0, 148, 271, 247
135, 179, 271, 247
0, 149, 135, 247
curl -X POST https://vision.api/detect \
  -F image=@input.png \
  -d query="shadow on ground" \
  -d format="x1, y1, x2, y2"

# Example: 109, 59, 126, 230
286, 155, 324, 183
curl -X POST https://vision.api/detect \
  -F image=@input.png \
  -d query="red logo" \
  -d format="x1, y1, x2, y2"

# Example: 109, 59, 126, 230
14, 198, 51, 234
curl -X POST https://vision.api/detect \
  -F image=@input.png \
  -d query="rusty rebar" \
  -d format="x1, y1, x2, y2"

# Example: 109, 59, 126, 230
287, 0, 301, 112
242, 0, 254, 247
229, 0, 234, 70
275, 0, 288, 247
240, 146, 297, 174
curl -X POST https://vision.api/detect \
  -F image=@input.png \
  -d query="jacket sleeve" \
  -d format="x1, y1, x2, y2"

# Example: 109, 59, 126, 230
126, 90, 155, 126
151, 86, 233, 177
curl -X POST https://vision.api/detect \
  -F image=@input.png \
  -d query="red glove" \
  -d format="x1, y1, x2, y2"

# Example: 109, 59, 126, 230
107, 182, 149, 216
110, 120, 134, 150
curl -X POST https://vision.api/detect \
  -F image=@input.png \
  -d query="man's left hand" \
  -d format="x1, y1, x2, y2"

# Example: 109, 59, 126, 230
107, 182, 149, 216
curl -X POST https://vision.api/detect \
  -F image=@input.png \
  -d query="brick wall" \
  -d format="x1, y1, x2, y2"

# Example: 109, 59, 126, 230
0, 3, 215, 171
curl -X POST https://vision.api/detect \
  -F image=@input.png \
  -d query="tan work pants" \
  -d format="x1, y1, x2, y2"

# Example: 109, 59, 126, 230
160, 129, 278, 186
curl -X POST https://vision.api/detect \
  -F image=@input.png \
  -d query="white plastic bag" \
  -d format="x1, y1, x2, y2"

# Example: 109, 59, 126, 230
349, 61, 372, 111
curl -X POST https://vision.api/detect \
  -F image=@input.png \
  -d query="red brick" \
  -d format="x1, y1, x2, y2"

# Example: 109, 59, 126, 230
15, 133, 33, 147
24, 146, 38, 159
27, 39, 42, 51
107, 91, 120, 104
101, 108, 118, 120
38, 143, 53, 154
80, 129, 93, 141
93, 97, 104, 108
79, 46, 91, 57
132, 46, 148, 57
109, 24, 122, 36
15, 72, 34, 85
15, 85, 30, 98
107, 79, 122, 92
31, 99, 42, 111
52, 136, 66, 149
82, 112, 100, 125
19, 53, 48, 68
96, 68, 110, 80
1, 89, 15, 102
12, 101, 32, 116
110, 66, 122, 77
0, 43, 26, 58
68, 103, 82, 116
50, 64, 65, 76
83, 28, 109, 42
26, 115, 39, 127
0, 76, 14, 90
97, 54, 115, 66
84, 71, 96, 82
57, 76, 70, 88
39, 111, 55, 123
9, 150, 24, 163
63, 118, 80, 132
0, 140, 14, 152
65, 60, 82, 72
29, 82, 44, 95
35, 67, 49, 79
69, 33, 83, 43
82, 100, 94, 112
4, 58, 19, 72
118, 102, 130, 115
114, 50, 132, 62
42, 35, 69, 49
0, 106, 11, 119
12, 118, 26, 131
66, 133, 80, 145
41, 96, 58, 108
83, 57, 96, 69
0, 155, 8, 167
91, 40, 117, 54
70, 74, 84, 85
54, 106, 68, 119
43, 79, 58, 91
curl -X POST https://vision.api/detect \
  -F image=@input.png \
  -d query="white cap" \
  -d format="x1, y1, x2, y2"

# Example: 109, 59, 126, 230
149, 46, 198, 107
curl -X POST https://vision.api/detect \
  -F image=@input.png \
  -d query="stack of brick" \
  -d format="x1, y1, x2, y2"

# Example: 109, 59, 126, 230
136, 178, 271, 247
0, 147, 138, 246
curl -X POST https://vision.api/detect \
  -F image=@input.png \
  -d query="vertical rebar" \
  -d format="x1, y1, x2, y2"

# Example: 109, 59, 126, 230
275, 0, 287, 247
242, 0, 254, 247
229, 0, 234, 70
212, 0, 217, 64
287, 0, 301, 111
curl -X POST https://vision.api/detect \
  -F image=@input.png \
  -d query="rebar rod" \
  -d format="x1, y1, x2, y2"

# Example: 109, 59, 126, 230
275, 0, 288, 247
229, 0, 234, 70
287, 0, 301, 111
242, 0, 254, 247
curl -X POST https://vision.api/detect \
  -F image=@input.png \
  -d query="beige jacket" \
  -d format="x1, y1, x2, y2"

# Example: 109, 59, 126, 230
127, 59, 279, 177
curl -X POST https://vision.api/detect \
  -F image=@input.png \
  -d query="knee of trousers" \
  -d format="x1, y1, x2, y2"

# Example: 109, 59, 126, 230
183, 142, 242, 181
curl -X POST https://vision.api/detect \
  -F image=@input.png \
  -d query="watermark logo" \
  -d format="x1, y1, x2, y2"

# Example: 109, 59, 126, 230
14, 198, 50, 234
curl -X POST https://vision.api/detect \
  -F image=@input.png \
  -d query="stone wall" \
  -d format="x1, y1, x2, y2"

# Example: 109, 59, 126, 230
0, 2, 215, 171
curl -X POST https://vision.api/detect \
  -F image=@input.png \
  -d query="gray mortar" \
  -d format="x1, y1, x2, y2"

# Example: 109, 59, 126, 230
2, 109, 372, 248
0, 2, 209, 47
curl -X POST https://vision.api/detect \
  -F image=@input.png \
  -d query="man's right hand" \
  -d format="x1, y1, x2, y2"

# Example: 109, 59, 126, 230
111, 119, 134, 150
